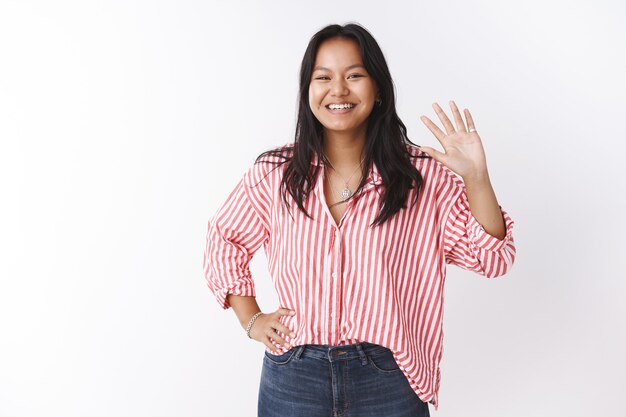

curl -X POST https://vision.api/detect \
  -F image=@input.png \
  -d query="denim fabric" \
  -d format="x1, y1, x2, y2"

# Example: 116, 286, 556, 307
258, 341, 430, 417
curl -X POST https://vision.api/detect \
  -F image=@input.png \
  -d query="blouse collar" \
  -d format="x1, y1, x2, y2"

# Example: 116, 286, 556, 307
310, 152, 382, 186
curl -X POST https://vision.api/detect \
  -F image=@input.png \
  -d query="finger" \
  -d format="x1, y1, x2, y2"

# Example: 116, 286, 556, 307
449, 100, 467, 133
276, 323, 296, 338
419, 145, 447, 164
419, 115, 447, 145
432, 102, 456, 135
267, 329, 289, 348
464, 108, 477, 132
279, 308, 296, 317
265, 339, 282, 353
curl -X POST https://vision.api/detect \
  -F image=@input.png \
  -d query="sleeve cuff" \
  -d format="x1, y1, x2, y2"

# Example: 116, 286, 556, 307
466, 205, 515, 252
213, 276, 256, 310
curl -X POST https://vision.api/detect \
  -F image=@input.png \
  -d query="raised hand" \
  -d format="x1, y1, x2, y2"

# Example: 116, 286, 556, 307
419, 100, 489, 181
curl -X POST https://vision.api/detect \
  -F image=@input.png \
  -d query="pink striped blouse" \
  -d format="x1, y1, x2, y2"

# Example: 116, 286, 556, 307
203, 142, 516, 410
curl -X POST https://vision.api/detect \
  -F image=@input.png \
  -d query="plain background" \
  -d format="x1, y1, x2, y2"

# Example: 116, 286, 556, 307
1, 0, 625, 416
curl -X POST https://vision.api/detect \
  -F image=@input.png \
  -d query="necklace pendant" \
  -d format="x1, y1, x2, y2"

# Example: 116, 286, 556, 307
340, 187, 351, 200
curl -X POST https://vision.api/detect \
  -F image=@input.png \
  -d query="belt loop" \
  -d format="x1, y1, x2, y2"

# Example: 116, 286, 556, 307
355, 342, 368, 365
294, 345, 305, 360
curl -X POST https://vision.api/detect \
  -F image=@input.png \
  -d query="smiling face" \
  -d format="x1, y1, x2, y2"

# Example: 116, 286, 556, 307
308, 37, 379, 140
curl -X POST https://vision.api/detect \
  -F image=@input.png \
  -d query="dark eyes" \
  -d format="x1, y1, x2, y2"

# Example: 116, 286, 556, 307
314, 74, 363, 80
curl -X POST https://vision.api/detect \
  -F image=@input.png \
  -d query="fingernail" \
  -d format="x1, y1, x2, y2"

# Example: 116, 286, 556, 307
285, 344, 291, 349
290, 333, 296, 338
290, 311, 296, 315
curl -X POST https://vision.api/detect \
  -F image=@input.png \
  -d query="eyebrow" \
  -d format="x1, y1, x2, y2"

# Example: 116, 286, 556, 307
312, 64, 366, 72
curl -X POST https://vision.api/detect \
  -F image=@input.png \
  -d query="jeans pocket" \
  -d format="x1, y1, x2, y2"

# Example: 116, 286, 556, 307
367, 349, 401, 374
263, 346, 297, 366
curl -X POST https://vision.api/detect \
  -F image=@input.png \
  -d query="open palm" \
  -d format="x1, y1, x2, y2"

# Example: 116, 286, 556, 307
419, 100, 488, 180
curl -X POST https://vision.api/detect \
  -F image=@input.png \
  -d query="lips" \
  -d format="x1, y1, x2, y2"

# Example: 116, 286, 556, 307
325, 103, 356, 109
325, 103, 357, 115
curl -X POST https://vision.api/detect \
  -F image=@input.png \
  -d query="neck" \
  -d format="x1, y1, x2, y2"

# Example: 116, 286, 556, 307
322, 128, 366, 170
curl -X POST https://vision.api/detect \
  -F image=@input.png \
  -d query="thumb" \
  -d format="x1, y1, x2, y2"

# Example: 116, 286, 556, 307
419, 146, 446, 163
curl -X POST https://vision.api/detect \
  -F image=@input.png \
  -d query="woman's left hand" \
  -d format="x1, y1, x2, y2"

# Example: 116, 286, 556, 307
419, 100, 489, 181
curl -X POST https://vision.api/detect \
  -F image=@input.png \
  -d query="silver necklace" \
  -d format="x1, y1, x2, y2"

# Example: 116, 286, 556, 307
323, 153, 364, 201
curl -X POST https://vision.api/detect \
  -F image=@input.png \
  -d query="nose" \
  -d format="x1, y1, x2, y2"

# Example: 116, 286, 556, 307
330, 77, 349, 97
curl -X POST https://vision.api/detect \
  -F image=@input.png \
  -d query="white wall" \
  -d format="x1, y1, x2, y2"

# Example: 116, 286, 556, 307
1, 0, 624, 416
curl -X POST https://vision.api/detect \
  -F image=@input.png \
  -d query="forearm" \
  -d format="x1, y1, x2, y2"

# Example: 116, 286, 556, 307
462, 171, 506, 240
227, 294, 262, 330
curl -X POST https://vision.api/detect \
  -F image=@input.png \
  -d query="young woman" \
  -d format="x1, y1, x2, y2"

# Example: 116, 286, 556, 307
203, 22, 516, 416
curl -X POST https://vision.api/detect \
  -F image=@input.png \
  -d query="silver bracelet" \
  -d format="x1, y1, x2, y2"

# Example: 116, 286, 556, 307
246, 312, 263, 338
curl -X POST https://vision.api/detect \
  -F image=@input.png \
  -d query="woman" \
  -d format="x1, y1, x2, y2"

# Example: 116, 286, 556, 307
203, 22, 516, 416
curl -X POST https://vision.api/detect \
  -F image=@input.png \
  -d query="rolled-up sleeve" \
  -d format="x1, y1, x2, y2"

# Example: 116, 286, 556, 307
442, 178, 517, 278
203, 174, 269, 309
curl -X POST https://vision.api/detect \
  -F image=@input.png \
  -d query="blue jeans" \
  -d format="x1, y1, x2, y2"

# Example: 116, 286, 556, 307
258, 341, 430, 417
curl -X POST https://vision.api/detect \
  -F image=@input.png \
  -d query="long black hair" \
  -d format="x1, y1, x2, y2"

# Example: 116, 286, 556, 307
255, 22, 430, 227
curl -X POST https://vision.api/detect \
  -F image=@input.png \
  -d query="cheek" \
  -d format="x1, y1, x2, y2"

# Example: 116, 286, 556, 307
308, 86, 321, 108
363, 82, 377, 101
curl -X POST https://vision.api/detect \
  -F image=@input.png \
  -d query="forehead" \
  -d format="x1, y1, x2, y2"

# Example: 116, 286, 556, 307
313, 37, 363, 68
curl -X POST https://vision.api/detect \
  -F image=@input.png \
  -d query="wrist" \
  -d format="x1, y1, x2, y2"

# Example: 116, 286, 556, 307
462, 171, 491, 186
245, 311, 263, 338
240, 310, 262, 329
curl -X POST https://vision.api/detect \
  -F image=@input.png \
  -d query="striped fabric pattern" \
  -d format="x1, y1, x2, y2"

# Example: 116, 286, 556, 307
203, 142, 516, 410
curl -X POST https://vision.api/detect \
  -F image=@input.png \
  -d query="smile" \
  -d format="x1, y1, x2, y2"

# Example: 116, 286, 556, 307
325, 103, 356, 113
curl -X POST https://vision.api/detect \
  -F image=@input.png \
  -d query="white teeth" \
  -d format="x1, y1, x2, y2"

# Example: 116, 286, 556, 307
327, 103, 355, 110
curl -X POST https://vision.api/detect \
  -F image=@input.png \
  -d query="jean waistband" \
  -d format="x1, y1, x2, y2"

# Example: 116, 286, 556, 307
289, 341, 392, 363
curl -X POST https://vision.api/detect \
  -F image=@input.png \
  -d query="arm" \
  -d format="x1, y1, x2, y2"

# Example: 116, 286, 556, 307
463, 172, 505, 240
442, 173, 516, 277
419, 100, 516, 277
226, 294, 263, 330
202, 173, 269, 310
